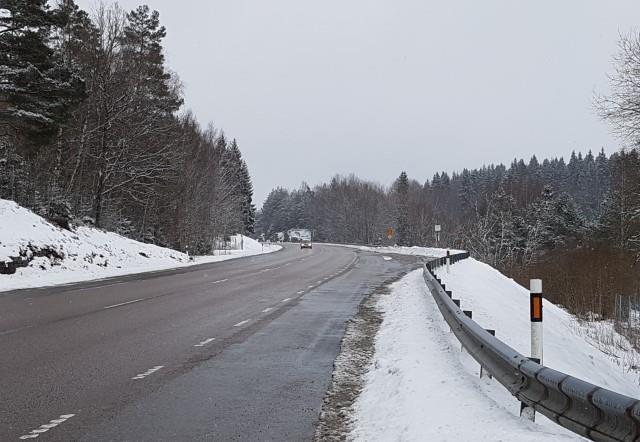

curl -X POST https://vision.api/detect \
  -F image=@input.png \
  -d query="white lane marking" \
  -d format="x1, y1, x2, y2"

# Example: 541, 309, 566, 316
262, 307, 274, 313
211, 279, 228, 284
281, 298, 291, 303
283, 262, 291, 266
234, 319, 251, 327
260, 268, 272, 273
131, 365, 164, 380
194, 338, 216, 347
20, 414, 75, 439
316, 280, 323, 284
103, 298, 145, 310
382, 256, 393, 261
297, 290, 305, 294
308, 285, 314, 288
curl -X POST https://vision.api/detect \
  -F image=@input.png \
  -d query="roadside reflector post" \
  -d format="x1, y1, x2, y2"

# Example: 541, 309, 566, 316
521, 279, 543, 422
446, 250, 450, 274
530, 279, 543, 363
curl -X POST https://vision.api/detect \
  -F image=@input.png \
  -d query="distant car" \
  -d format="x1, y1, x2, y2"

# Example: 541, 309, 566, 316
301, 240, 312, 249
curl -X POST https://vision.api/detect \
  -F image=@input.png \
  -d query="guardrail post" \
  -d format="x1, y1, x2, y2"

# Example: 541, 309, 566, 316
446, 250, 450, 274
480, 330, 495, 379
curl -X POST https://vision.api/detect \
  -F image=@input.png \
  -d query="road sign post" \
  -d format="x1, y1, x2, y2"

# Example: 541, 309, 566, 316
446, 249, 450, 274
434, 224, 441, 248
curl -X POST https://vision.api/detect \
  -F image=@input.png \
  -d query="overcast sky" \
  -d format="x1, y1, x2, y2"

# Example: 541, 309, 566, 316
77, 0, 640, 206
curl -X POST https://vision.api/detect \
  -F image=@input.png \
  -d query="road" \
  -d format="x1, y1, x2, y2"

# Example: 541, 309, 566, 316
0, 244, 420, 441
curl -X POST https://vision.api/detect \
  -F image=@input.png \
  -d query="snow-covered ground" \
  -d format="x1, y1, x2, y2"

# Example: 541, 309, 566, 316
328, 243, 464, 258
0, 199, 280, 292
352, 269, 581, 441
351, 255, 640, 441
435, 258, 640, 397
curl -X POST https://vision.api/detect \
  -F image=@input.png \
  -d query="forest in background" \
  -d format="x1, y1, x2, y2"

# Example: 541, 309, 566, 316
0, 1, 255, 253
258, 31, 640, 322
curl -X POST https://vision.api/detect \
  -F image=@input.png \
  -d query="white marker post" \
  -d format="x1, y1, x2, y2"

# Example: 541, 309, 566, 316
530, 279, 543, 363
446, 249, 451, 274
522, 278, 543, 422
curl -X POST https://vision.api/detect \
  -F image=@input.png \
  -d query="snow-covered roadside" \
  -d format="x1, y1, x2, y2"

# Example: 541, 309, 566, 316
0, 199, 280, 292
324, 243, 463, 258
351, 269, 581, 441
435, 258, 640, 397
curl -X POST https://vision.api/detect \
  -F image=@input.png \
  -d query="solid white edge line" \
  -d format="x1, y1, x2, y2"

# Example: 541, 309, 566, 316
234, 319, 250, 327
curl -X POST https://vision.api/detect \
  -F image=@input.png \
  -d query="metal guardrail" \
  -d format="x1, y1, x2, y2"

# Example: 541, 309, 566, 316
425, 254, 640, 442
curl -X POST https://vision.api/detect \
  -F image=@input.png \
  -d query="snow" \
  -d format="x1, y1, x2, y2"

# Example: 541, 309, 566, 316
352, 269, 581, 441
330, 243, 464, 258
352, 255, 640, 440
0, 199, 280, 292
435, 258, 640, 397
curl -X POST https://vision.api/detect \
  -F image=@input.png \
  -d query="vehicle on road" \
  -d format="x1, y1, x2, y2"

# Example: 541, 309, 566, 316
301, 240, 312, 249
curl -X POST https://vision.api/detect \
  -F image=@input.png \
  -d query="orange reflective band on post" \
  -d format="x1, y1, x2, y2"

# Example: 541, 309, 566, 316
530, 294, 543, 322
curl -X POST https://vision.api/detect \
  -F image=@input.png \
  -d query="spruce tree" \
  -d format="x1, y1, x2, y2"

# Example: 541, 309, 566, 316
396, 171, 410, 246
0, 0, 84, 151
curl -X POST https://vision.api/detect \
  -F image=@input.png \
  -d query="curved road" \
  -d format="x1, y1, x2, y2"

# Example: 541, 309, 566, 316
1, 244, 419, 441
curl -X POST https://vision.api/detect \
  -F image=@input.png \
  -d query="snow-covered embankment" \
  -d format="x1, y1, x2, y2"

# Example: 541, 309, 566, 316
350, 253, 640, 440
0, 199, 280, 292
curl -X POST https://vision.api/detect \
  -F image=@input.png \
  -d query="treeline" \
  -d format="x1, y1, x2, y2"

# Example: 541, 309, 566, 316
259, 149, 624, 260
0, 1, 255, 253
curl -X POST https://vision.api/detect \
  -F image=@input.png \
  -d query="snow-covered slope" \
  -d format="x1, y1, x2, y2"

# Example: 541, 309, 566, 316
0, 199, 280, 292
434, 258, 640, 396
352, 255, 640, 440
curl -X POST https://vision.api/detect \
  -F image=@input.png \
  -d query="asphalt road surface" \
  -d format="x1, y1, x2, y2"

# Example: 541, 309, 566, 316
1, 244, 421, 441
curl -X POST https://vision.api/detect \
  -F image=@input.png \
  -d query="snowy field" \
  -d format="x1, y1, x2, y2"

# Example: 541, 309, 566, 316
351, 255, 640, 441
0, 199, 280, 292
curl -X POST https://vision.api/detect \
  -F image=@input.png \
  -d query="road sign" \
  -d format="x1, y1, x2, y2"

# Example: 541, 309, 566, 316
434, 224, 441, 232
386, 227, 394, 239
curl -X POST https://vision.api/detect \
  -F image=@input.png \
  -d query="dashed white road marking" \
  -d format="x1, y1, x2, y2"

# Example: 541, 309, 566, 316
281, 298, 291, 303
297, 290, 305, 294
234, 319, 251, 327
194, 338, 216, 347
103, 298, 145, 310
259, 268, 272, 273
132, 365, 164, 380
261, 307, 274, 313
382, 256, 393, 261
211, 279, 228, 284
308, 285, 314, 288
20, 414, 75, 439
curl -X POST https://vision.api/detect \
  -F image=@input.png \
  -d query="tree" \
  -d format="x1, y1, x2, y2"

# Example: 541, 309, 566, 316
395, 171, 410, 246
0, 0, 84, 150
596, 32, 640, 143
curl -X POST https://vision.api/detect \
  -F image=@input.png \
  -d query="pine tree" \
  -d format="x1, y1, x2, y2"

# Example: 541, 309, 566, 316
0, 0, 84, 151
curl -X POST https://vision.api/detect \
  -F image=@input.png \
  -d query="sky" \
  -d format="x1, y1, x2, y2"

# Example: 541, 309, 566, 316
76, 0, 640, 207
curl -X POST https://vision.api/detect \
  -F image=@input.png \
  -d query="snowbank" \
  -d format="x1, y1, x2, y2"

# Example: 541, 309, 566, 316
352, 269, 581, 441
329, 243, 463, 258
434, 258, 640, 397
0, 199, 280, 292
